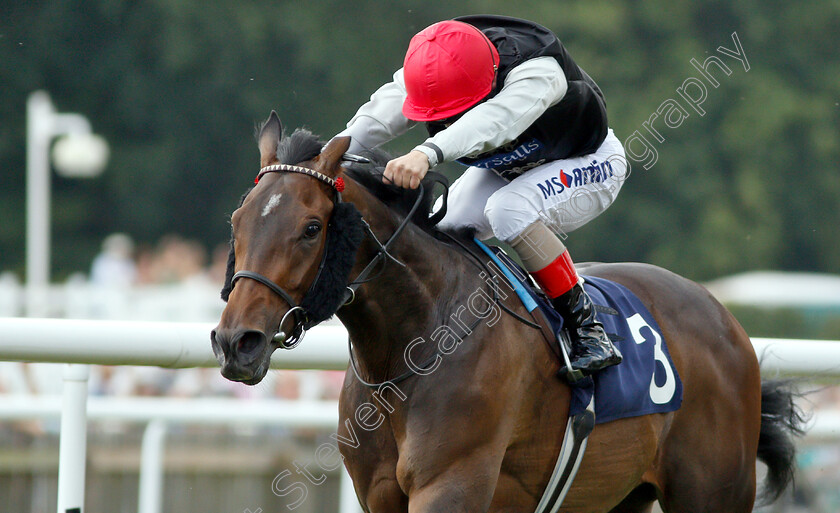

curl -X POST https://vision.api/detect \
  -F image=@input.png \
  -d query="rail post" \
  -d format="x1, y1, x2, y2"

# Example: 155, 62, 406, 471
138, 420, 168, 513
56, 363, 90, 513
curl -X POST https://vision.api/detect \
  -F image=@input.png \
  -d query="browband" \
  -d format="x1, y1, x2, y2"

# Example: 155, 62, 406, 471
256, 152, 370, 189
256, 163, 344, 192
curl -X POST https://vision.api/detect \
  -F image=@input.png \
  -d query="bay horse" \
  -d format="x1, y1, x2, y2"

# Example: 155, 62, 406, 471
212, 112, 805, 513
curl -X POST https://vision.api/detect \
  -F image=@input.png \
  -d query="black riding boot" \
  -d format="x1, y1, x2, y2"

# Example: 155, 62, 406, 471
552, 282, 622, 375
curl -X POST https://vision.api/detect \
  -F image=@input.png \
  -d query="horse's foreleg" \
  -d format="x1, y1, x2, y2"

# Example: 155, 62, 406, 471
362, 472, 408, 513
403, 454, 503, 513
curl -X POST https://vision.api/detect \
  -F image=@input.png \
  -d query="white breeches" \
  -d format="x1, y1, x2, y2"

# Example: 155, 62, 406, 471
434, 129, 627, 243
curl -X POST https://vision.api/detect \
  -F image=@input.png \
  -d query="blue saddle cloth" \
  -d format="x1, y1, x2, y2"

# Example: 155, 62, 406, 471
480, 243, 683, 424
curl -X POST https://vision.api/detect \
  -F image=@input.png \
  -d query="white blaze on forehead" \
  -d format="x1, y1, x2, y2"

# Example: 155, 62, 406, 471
261, 193, 283, 217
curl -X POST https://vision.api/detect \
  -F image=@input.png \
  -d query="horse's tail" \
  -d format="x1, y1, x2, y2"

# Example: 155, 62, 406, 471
756, 379, 808, 505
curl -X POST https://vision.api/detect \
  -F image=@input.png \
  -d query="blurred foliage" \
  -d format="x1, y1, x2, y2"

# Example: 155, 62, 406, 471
0, 0, 838, 282
727, 305, 840, 341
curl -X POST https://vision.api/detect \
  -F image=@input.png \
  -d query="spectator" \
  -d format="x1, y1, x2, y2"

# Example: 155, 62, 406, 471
90, 233, 137, 286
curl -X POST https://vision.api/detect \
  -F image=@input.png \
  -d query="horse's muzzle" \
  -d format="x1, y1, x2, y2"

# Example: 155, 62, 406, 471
211, 327, 270, 384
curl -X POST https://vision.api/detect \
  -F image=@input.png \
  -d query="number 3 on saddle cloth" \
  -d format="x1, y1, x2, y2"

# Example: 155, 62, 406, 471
474, 240, 684, 423
475, 240, 685, 510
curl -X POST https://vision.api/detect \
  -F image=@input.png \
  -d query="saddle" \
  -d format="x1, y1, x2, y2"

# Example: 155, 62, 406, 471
473, 240, 606, 383
474, 239, 684, 512
473, 239, 683, 422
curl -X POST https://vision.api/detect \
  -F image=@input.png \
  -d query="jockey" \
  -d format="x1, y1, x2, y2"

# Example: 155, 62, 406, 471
337, 15, 625, 375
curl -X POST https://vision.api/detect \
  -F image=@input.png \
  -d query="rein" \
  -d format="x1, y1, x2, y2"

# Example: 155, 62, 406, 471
231, 158, 539, 389
231, 159, 430, 350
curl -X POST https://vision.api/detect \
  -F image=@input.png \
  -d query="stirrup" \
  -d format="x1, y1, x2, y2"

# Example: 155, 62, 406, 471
556, 329, 586, 384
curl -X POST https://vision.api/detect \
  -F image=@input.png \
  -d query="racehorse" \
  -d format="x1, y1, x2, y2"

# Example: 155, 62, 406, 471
212, 112, 805, 513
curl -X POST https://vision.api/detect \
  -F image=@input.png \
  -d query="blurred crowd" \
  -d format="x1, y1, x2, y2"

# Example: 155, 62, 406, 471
89, 232, 229, 288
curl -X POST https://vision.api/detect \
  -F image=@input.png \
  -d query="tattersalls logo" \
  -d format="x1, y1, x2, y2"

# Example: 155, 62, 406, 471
462, 138, 546, 176
537, 159, 616, 199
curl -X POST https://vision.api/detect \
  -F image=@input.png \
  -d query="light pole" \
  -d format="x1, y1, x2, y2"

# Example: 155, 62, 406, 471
26, 90, 108, 317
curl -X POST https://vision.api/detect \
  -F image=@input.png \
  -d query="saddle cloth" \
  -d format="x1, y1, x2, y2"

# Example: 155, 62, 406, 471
483, 244, 684, 424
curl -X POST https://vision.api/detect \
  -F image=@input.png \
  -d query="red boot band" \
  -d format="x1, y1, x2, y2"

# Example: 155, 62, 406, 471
531, 250, 578, 299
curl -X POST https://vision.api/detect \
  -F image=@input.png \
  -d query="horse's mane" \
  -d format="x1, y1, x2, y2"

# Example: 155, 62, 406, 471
222, 126, 470, 302
271, 127, 441, 233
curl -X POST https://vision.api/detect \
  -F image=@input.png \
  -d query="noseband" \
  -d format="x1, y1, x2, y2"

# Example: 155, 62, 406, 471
230, 157, 428, 350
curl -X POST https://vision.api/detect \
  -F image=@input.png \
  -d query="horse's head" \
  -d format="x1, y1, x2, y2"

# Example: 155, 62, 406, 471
211, 111, 365, 384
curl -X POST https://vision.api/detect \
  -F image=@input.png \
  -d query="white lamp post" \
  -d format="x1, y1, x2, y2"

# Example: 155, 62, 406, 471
26, 90, 109, 317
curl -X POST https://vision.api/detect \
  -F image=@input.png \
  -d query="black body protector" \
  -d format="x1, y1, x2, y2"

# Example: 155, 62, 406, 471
426, 15, 609, 181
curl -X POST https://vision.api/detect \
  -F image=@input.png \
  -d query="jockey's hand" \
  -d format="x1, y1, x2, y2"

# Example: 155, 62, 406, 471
383, 150, 429, 189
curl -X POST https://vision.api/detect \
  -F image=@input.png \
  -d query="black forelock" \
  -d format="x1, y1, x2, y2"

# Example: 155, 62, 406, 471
277, 129, 323, 165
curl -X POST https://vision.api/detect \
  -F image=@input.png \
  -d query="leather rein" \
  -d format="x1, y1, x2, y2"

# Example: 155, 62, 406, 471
230, 157, 539, 389
230, 157, 428, 350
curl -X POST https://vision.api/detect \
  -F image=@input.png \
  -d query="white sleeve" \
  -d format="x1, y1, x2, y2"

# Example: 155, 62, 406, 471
421, 57, 568, 163
337, 69, 417, 154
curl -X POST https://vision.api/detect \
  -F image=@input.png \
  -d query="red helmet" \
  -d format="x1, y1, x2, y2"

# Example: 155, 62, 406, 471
402, 20, 500, 122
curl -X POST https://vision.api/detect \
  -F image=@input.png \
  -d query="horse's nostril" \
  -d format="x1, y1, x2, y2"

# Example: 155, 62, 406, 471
210, 329, 226, 360
236, 330, 266, 358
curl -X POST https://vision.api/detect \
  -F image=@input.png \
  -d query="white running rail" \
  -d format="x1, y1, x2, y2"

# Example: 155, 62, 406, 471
1, 317, 839, 513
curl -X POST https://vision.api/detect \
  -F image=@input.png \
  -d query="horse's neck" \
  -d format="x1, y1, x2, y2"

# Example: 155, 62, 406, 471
336, 184, 475, 381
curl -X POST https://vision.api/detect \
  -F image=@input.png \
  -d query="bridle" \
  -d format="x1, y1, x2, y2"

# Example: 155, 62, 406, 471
228, 154, 542, 389
230, 157, 438, 350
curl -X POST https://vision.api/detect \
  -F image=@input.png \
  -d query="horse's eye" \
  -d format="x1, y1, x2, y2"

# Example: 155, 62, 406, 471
304, 222, 322, 238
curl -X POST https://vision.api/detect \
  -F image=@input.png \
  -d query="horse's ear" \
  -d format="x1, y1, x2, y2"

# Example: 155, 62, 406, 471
258, 111, 283, 168
315, 136, 352, 177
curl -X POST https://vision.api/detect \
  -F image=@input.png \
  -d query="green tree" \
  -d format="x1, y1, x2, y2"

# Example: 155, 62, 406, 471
1, 0, 838, 282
